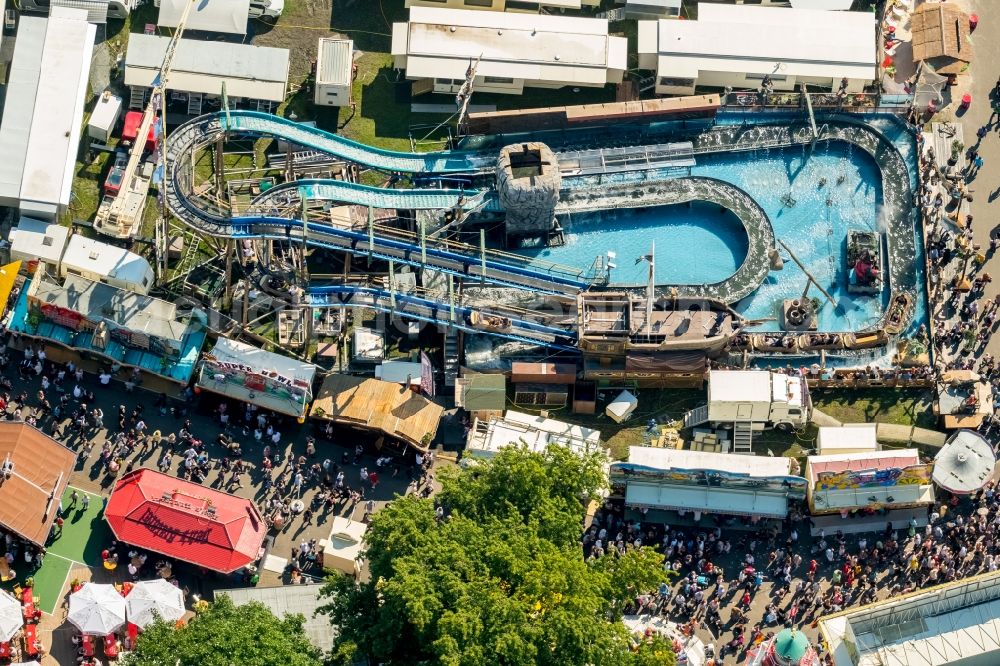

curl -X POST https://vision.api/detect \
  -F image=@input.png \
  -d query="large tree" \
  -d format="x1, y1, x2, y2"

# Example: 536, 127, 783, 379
320, 445, 675, 666
123, 594, 322, 666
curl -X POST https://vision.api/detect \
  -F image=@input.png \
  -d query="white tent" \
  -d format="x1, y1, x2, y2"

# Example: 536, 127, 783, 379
125, 579, 185, 628
914, 66, 948, 111
606, 390, 638, 423
0, 590, 21, 642
68, 583, 126, 635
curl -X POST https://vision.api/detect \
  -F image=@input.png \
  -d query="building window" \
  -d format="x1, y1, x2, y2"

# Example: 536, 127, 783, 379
463, 0, 493, 6
435, 78, 464, 86
483, 76, 515, 85
658, 77, 695, 88
506, 0, 538, 9
746, 73, 788, 81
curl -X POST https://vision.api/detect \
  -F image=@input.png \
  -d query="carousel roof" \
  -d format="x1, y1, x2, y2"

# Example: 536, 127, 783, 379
933, 430, 996, 495
773, 629, 811, 663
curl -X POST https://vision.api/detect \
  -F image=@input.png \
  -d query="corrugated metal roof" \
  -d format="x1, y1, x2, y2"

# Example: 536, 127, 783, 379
125, 34, 289, 102
224, 585, 335, 652
157, 0, 248, 35
50, 0, 108, 24
317, 38, 352, 86
19, 8, 95, 216
0, 16, 46, 207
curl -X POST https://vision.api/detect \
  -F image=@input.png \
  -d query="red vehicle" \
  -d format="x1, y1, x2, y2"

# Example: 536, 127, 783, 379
104, 150, 128, 196
121, 111, 156, 152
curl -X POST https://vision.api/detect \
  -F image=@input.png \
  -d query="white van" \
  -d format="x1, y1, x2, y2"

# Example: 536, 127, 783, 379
248, 0, 282, 23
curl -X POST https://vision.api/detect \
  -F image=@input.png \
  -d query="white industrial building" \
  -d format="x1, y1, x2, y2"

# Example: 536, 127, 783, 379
391, 7, 628, 96
637, 3, 876, 95
0, 8, 95, 220
465, 410, 603, 461
820, 570, 1000, 666
314, 38, 354, 107
125, 34, 290, 113
60, 235, 154, 294
404, 0, 599, 12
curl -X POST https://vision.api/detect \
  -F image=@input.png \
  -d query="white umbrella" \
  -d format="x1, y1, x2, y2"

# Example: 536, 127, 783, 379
0, 590, 21, 642
125, 579, 185, 628
68, 583, 126, 635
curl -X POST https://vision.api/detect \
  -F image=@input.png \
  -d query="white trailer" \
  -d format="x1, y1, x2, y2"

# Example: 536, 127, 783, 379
314, 38, 353, 108
685, 370, 810, 454
87, 91, 123, 142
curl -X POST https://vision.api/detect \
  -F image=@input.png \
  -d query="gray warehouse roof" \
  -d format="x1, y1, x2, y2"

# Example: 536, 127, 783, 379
222, 584, 334, 653
125, 34, 290, 102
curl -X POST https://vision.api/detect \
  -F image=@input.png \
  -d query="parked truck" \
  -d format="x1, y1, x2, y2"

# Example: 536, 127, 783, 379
685, 370, 811, 432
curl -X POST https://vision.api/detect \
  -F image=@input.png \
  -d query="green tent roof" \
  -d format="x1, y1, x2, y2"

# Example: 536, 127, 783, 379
773, 629, 811, 663
462, 374, 506, 412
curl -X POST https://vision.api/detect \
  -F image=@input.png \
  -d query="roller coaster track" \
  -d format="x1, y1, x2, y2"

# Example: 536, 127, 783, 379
162, 113, 591, 346
165, 120, 592, 298
304, 285, 577, 351
170, 111, 496, 175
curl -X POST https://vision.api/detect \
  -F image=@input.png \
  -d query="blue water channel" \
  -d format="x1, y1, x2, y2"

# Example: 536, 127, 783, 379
693, 141, 885, 332
512, 139, 901, 333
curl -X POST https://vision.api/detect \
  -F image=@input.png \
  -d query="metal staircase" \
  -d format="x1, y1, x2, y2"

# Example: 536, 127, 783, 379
443, 329, 460, 388
733, 422, 753, 455
187, 92, 203, 116
129, 86, 147, 110
683, 405, 709, 429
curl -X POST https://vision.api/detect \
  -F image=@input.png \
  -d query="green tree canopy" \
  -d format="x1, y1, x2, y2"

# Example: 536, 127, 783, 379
321, 445, 675, 666
123, 594, 322, 666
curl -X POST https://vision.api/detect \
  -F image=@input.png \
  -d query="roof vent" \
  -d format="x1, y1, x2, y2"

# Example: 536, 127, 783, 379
89, 251, 100, 260
449, 26, 456, 32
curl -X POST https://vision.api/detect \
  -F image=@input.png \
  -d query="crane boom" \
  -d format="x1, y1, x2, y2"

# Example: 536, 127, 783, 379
95, 0, 199, 239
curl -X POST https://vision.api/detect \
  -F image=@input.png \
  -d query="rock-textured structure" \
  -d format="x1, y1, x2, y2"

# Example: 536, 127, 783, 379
496, 142, 561, 239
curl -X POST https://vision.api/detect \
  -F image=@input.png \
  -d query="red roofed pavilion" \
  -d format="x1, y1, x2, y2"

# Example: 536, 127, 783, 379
105, 469, 266, 573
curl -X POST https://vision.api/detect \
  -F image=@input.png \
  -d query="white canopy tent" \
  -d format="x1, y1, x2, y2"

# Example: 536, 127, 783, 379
0, 590, 21, 642
606, 390, 638, 423
68, 583, 127, 635
125, 579, 185, 628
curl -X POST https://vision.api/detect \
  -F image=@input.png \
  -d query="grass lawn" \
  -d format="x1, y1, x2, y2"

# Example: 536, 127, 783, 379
31, 555, 73, 615
48, 487, 112, 567
555, 386, 940, 462
811, 388, 937, 430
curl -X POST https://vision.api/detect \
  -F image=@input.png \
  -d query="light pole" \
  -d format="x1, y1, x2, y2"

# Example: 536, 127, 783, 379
635, 243, 655, 333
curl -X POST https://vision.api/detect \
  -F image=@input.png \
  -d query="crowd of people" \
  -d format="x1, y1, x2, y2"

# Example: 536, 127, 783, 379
0, 322, 442, 604
586, 477, 1000, 664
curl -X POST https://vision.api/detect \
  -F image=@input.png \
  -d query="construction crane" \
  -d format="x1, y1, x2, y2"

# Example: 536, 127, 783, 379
94, 0, 199, 243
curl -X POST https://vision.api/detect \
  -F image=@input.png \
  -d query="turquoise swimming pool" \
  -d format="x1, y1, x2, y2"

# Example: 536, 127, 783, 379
515, 201, 750, 286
